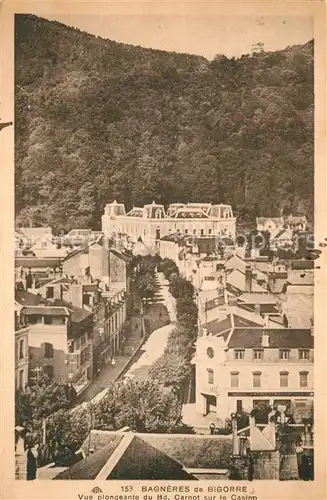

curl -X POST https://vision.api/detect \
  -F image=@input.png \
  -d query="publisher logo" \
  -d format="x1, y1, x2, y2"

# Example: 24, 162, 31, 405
91, 487, 103, 494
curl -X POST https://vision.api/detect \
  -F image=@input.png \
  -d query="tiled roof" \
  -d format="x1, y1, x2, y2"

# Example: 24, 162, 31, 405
54, 436, 124, 480
233, 314, 262, 328
83, 284, 98, 292
174, 208, 209, 219
66, 303, 93, 323
238, 293, 277, 304
287, 272, 314, 286
228, 328, 313, 349
256, 217, 282, 226
291, 260, 314, 270
227, 269, 267, 293
15, 258, 63, 268
52, 277, 73, 285
126, 207, 144, 217
55, 433, 197, 480
25, 306, 69, 316
141, 433, 232, 469
15, 290, 42, 306
58, 430, 234, 480
206, 315, 232, 337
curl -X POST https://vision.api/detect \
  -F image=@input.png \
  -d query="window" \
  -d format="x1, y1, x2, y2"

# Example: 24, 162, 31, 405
46, 286, 54, 299
185, 229, 188, 234
193, 229, 196, 235
207, 347, 215, 359
207, 368, 214, 385
68, 343, 74, 354
44, 365, 54, 379
280, 371, 289, 388
230, 372, 239, 388
19, 339, 24, 360
208, 229, 212, 235
201, 229, 204, 236
234, 349, 245, 360
44, 342, 54, 358
299, 371, 308, 387
53, 316, 66, 325
299, 349, 310, 360
44, 316, 53, 325
279, 349, 290, 360
115, 314, 117, 330
253, 372, 262, 388
236, 400, 243, 412
28, 315, 42, 324
19, 370, 24, 390
253, 349, 263, 360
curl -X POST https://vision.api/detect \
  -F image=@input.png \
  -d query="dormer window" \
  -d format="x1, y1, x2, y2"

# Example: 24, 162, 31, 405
299, 349, 310, 360
155, 209, 161, 219
253, 349, 263, 360
279, 349, 290, 360
234, 349, 245, 360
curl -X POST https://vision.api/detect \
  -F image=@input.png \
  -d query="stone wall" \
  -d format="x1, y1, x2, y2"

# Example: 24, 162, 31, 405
250, 450, 280, 480
229, 456, 250, 480
15, 452, 26, 480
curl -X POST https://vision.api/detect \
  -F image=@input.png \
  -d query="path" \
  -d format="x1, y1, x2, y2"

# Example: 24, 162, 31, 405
87, 272, 175, 404
124, 272, 175, 379
80, 317, 143, 403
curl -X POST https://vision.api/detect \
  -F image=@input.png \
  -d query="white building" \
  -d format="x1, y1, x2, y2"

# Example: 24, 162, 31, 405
102, 200, 236, 244
194, 310, 314, 425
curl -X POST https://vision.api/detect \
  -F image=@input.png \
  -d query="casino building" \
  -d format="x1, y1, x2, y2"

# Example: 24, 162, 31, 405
101, 200, 236, 243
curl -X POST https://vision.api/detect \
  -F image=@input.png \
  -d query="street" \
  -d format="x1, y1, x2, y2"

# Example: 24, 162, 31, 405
88, 272, 175, 403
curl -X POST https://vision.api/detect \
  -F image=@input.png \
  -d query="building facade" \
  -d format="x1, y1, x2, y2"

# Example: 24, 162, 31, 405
15, 303, 29, 390
195, 311, 314, 425
102, 201, 236, 244
25, 304, 93, 391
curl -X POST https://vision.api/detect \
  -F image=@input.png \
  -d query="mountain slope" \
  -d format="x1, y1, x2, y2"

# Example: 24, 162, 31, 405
15, 14, 314, 232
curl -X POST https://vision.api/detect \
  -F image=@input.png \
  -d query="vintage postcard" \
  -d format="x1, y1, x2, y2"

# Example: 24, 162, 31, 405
1, 1, 326, 500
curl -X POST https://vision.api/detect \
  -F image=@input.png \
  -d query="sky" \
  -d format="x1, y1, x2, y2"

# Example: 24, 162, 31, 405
39, 14, 313, 60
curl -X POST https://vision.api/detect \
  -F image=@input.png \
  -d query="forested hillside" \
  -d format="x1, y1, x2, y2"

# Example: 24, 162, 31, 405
15, 15, 314, 232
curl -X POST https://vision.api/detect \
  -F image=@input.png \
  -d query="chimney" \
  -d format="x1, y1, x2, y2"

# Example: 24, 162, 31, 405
262, 319, 269, 347
245, 265, 252, 292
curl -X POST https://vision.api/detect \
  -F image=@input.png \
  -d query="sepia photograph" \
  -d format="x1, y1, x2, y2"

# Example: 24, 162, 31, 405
1, 1, 326, 496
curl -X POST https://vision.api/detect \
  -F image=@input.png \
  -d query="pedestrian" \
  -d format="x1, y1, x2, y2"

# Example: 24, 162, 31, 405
26, 445, 38, 480
209, 422, 215, 435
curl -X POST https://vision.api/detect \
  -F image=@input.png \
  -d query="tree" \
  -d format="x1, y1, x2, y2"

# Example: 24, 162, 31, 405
168, 276, 194, 300
136, 272, 157, 300
149, 351, 192, 394
36, 406, 90, 466
15, 15, 314, 228
92, 379, 182, 432
176, 298, 198, 332
15, 377, 72, 426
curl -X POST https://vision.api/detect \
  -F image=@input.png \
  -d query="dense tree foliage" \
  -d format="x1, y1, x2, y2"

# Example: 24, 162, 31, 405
15, 15, 313, 232
91, 378, 182, 432
15, 377, 75, 426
